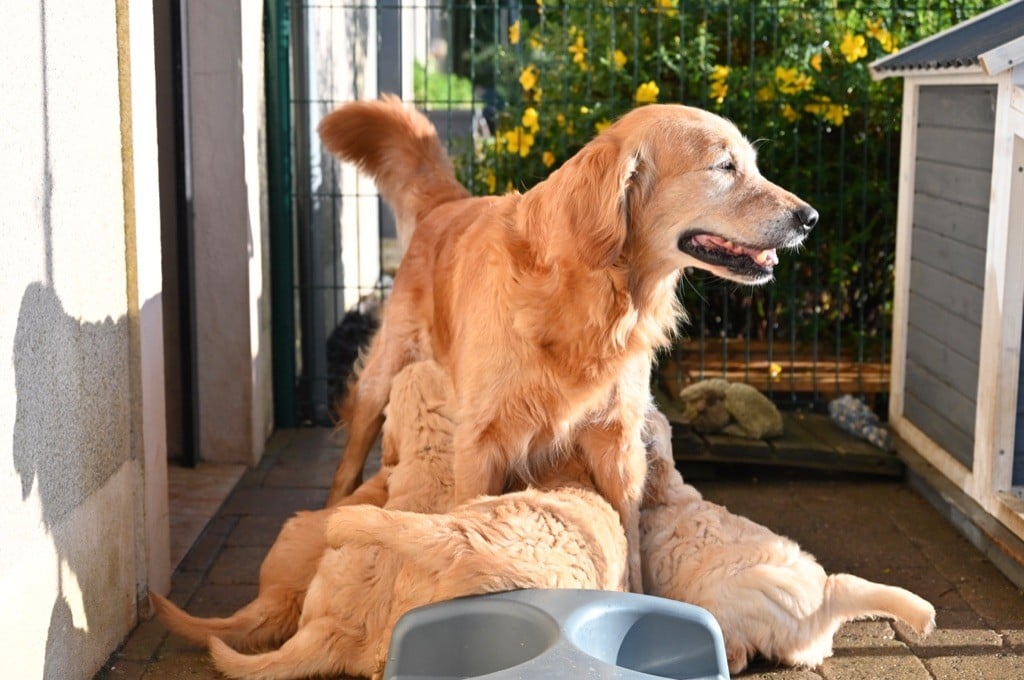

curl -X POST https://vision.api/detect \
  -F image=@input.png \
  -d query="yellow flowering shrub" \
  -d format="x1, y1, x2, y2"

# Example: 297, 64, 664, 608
449, 0, 1003, 354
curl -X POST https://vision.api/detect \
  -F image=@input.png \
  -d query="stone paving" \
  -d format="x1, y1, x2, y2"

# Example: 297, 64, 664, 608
98, 427, 1024, 679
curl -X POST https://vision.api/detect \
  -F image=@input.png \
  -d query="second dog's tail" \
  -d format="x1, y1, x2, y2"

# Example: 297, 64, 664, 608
825, 573, 936, 635
318, 95, 470, 249
150, 588, 301, 653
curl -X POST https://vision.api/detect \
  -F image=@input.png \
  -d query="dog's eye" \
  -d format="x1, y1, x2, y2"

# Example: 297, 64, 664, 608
714, 159, 736, 172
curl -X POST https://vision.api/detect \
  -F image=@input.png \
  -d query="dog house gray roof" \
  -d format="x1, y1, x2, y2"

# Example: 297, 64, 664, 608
871, 0, 1024, 76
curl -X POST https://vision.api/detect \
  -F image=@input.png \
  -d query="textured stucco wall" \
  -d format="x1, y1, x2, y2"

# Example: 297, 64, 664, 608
0, 1, 145, 676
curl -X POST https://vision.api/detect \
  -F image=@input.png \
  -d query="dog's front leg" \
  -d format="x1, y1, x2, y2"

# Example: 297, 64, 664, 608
577, 421, 648, 593
450, 421, 509, 504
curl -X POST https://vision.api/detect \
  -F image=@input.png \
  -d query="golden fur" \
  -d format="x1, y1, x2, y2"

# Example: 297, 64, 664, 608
640, 410, 936, 673
319, 96, 816, 591
150, 361, 459, 652
206, 453, 624, 679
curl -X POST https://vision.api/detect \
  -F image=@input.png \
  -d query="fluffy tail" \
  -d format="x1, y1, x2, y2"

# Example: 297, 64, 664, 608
825, 573, 936, 636
150, 589, 300, 653
209, 618, 365, 680
317, 94, 470, 249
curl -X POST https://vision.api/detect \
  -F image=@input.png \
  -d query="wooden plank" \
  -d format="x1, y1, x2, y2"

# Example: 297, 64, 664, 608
913, 192, 989, 249
661, 391, 903, 476
904, 357, 978, 437
904, 390, 975, 468
905, 323, 980, 407
917, 85, 997, 132
916, 124, 995, 171
909, 258, 985, 326
907, 291, 982, 361
911, 228, 986, 290
914, 159, 993, 211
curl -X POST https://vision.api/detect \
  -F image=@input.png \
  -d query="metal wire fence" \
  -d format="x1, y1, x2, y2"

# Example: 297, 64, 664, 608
275, 0, 1003, 424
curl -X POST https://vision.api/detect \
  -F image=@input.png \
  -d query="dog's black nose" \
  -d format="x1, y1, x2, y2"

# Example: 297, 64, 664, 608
795, 205, 818, 231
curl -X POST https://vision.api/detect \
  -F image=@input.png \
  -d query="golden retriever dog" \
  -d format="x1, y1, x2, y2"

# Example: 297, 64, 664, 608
319, 96, 818, 591
639, 410, 936, 673
150, 361, 459, 653
207, 453, 625, 680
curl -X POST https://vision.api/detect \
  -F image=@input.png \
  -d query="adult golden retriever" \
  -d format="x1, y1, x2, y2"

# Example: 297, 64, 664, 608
640, 410, 935, 672
319, 96, 817, 590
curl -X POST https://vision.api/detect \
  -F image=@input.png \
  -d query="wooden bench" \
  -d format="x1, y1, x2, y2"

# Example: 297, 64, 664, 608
657, 339, 890, 401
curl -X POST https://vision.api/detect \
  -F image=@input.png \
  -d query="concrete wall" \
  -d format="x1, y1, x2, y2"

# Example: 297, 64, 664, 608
0, 1, 165, 676
189, 1, 273, 463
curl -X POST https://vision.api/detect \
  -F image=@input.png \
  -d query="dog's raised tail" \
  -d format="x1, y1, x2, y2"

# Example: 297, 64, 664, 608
825, 573, 936, 636
318, 95, 470, 250
150, 589, 299, 653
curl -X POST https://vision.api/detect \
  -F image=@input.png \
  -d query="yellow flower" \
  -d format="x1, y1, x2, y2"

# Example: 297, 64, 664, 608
529, 37, 543, 50
774, 66, 813, 95
866, 19, 898, 54
508, 20, 520, 45
809, 53, 822, 72
708, 65, 729, 104
579, 105, 590, 115
656, 0, 679, 18
839, 33, 867, 63
502, 126, 535, 157
556, 113, 566, 127
635, 80, 660, 104
804, 96, 849, 126
569, 35, 588, 66
519, 65, 538, 91
521, 107, 539, 133
755, 85, 775, 103
781, 104, 799, 123
709, 81, 728, 104
613, 49, 628, 70
595, 119, 611, 133
542, 150, 556, 168
485, 171, 496, 194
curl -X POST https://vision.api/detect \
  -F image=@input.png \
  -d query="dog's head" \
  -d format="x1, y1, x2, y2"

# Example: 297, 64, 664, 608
546, 104, 816, 285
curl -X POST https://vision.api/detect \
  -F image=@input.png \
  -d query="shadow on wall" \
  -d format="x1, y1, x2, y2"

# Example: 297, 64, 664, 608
12, 282, 133, 678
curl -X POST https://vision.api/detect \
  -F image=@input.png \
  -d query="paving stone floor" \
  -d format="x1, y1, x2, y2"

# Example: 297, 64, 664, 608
98, 427, 1024, 679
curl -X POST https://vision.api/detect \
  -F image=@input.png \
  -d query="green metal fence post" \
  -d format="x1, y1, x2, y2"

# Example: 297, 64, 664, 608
265, 0, 297, 427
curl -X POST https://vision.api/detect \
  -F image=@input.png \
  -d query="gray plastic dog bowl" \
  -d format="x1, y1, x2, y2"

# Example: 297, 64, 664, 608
381, 589, 730, 680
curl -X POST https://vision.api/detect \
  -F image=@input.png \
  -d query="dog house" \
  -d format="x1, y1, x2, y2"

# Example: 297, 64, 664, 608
870, 1, 1024, 584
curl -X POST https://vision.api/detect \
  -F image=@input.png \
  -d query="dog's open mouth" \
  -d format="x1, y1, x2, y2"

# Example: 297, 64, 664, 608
678, 232, 780, 280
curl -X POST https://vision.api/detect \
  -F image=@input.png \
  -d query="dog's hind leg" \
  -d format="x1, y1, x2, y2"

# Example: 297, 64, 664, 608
209, 616, 377, 680
329, 312, 428, 505
151, 589, 300, 653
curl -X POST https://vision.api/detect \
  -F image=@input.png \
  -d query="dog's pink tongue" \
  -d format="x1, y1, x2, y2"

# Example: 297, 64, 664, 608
695, 234, 778, 267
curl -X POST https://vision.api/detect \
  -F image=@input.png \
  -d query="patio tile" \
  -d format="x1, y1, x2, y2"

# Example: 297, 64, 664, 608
925, 652, 1024, 680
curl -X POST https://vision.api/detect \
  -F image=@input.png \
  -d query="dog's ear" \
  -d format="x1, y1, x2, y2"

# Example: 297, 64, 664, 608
562, 137, 648, 270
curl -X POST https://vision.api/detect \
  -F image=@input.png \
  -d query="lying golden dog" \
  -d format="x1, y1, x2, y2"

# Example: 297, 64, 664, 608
319, 97, 817, 590
151, 361, 458, 652
640, 410, 936, 673
153, 361, 627, 680
211, 455, 624, 679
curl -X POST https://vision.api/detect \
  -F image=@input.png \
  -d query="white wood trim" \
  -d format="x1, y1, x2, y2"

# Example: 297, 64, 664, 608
892, 414, 972, 490
902, 71, 999, 88
888, 83, 919, 422
980, 34, 1024, 76
127, 0, 171, 598
974, 74, 1022, 499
